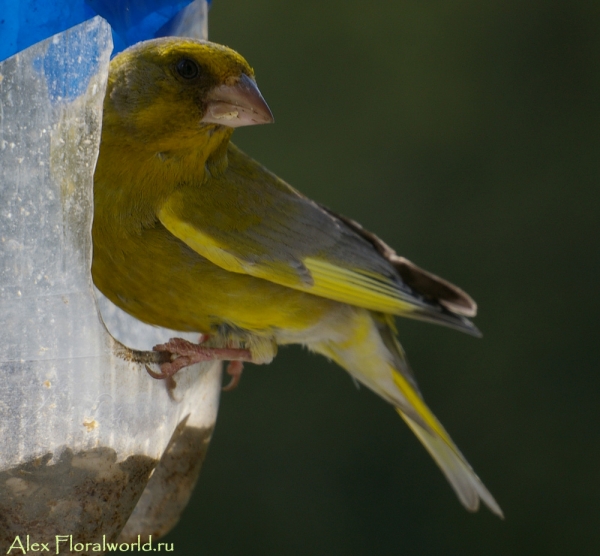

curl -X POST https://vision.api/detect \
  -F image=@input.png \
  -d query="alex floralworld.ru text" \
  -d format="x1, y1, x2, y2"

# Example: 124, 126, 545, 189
6, 535, 174, 553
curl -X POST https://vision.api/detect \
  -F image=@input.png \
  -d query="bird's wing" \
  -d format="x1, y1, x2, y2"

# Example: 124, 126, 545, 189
158, 143, 475, 331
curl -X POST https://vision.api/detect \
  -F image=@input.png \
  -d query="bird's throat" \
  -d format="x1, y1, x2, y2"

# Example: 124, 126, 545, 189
94, 124, 234, 238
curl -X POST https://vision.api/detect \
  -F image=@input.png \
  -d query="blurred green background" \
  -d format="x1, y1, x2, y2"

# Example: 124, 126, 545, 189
161, 1, 599, 554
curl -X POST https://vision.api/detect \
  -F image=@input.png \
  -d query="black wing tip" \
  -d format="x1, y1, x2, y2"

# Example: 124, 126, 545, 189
315, 203, 482, 329
316, 205, 479, 316
393, 257, 478, 318
466, 321, 483, 338
411, 307, 482, 337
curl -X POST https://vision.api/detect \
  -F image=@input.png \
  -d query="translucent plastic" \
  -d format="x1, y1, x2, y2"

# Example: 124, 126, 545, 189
0, 12, 218, 552
158, 0, 209, 43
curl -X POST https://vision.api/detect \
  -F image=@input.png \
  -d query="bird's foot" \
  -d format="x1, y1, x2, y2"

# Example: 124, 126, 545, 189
145, 337, 252, 389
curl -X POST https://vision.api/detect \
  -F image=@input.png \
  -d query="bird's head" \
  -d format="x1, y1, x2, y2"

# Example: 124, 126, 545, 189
103, 37, 273, 150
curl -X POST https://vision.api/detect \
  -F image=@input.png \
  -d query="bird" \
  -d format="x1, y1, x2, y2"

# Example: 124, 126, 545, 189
91, 37, 502, 517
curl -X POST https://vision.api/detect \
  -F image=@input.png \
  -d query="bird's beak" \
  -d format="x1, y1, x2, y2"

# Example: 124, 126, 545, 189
202, 73, 274, 128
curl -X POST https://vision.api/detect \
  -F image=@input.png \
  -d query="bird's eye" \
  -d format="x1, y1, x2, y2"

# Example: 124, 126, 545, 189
176, 58, 200, 79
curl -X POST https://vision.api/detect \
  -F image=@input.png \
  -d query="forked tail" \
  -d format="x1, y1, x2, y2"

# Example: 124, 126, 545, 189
311, 308, 503, 517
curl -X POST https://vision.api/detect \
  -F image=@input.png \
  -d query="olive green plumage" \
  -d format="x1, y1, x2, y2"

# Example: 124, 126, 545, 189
92, 37, 502, 516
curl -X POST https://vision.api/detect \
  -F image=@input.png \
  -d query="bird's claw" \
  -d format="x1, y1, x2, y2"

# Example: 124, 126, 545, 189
144, 336, 253, 391
222, 360, 244, 391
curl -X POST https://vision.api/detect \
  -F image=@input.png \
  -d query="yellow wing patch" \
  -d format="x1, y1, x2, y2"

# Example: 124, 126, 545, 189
303, 258, 418, 314
159, 203, 310, 288
159, 201, 422, 314
159, 207, 255, 275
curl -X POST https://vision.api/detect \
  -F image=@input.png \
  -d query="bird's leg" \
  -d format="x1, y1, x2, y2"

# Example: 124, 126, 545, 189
145, 337, 253, 382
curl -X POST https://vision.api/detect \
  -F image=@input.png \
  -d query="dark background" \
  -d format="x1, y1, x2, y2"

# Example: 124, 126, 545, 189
162, 1, 599, 554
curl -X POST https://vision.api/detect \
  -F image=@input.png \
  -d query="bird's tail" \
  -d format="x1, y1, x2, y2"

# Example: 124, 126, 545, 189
311, 308, 503, 517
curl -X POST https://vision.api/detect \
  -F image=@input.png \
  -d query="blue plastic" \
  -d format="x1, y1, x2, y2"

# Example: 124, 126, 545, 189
31, 20, 107, 102
0, 0, 205, 62
86, 0, 195, 53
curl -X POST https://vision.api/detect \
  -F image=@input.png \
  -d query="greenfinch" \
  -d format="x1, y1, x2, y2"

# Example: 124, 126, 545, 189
92, 38, 502, 517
